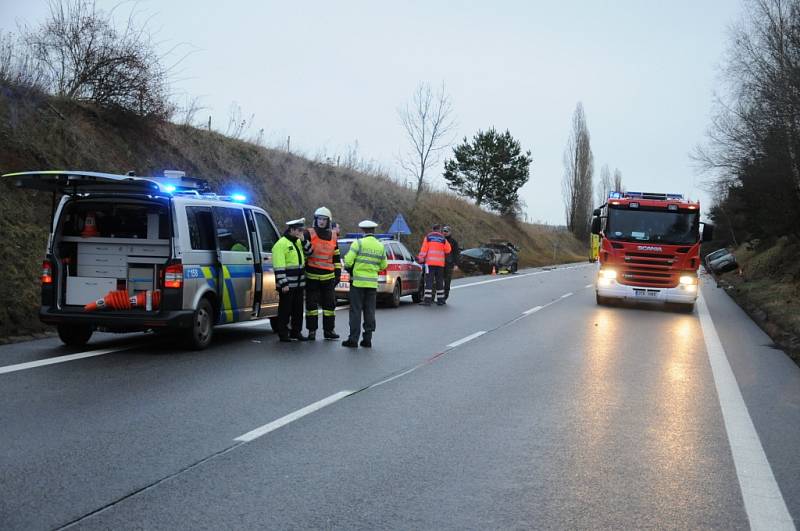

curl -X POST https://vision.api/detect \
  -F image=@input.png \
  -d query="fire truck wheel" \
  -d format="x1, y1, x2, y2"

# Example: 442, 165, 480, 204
596, 293, 612, 306
57, 324, 93, 347
667, 302, 695, 313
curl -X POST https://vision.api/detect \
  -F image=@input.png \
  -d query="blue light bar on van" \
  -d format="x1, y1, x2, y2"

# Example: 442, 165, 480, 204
162, 184, 176, 193
231, 194, 247, 203
608, 191, 622, 199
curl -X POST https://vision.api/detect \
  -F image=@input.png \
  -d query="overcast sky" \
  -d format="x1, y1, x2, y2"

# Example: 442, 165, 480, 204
1, 1, 743, 224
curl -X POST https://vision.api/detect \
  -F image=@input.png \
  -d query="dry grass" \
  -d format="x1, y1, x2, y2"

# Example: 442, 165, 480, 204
716, 236, 800, 364
0, 85, 586, 339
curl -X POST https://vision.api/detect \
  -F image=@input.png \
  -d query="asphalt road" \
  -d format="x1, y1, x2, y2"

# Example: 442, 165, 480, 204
1, 264, 798, 530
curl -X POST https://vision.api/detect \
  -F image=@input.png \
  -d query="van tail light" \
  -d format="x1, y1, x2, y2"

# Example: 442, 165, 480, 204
164, 262, 183, 289
378, 269, 387, 282
41, 260, 53, 284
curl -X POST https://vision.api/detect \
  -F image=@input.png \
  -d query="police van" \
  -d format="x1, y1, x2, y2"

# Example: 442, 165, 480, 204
5, 170, 283, 349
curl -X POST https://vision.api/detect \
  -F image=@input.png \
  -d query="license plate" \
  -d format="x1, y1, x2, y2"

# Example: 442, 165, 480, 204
634, 289, 657, 297
337, 282, 350, 289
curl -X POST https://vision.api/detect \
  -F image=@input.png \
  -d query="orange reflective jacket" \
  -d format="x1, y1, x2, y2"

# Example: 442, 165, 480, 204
307, 228, 337, 271
417, 231, 451, 267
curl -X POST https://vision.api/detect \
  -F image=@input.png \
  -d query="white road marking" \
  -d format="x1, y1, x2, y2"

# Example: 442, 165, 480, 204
585, 283, 593, 289
446, 331, 486, 348
523, 306, 543, 315
235, 390, 353, 442
561, 292, 573, 298
451, 271, 542, 290
368, 367, 419, 389
0, 345, 140, 375
697, 295, 795, 530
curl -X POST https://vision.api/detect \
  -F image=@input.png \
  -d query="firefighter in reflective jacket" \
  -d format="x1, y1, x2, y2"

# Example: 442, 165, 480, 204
342, 220, 388, 348
417, 224, 452, 306
271, 218, 308, 342
301, 206, 341, 340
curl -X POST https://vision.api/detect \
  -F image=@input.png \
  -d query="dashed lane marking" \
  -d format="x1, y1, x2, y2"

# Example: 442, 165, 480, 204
0, 344, 145, 376
235, 391, 354, 442
697, 295, 795, 530
561, 292, 573, 298
523, 306, 543, 315
446, 331, 487, 348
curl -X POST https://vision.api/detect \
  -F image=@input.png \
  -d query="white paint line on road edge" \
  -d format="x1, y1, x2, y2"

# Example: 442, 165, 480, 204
585, 283, 593, 289
446, 331, 487, 348
0, 345, 140, 375
235, 391, 353, 442
523, 306, 543, 315
451, 271, 542, 290
561, 292, 573, 298
697, 295, 795, 531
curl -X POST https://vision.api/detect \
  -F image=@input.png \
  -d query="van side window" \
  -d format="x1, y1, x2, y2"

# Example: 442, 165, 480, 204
254, 213, 279, 252
213, 207, 250, 252
186, 206, 215, 250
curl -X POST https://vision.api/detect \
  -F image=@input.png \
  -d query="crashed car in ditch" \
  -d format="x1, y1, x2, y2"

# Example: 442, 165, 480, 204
458, 240, 519, 274
705, 247, 738, 273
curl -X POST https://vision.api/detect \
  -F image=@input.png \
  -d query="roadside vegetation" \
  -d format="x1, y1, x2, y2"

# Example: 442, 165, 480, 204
696, 0, 800, 362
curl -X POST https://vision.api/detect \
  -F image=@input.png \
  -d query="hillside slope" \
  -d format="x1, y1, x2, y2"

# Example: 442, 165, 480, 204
0, 85, 585, 340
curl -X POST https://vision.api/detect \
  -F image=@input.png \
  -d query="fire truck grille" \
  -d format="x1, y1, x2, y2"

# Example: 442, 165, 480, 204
620, 252, 679, 287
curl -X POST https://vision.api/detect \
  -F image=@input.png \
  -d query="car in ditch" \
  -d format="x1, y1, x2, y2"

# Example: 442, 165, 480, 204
335, 234, 423, 307
705, 247, 738, 273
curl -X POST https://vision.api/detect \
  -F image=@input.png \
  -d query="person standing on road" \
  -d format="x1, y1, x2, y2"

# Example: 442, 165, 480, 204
301, 207, 342, 341
442, 225, 460, 301
418, 224, 452, 306
342, 220, 387, 349
271, 218, 309, 342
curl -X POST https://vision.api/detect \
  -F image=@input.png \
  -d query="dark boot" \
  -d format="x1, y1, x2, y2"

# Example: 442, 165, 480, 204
342, 339, 359, 348
324, 330, 340, 340
291, 332, 309, 341
306, 330, 316, 341
360, 333, 372, 348
279, 335, 295, 343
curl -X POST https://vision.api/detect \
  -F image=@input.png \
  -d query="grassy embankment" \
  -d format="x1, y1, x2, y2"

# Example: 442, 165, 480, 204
711, 236, 800, 364
0, 86, 586, 341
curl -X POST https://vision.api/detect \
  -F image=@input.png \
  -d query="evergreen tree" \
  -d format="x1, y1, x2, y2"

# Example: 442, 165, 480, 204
443, 128, 532, 214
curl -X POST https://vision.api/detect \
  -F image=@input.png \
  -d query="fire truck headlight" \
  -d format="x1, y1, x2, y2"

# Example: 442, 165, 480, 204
679, 275, 698, 285
600, 269, 617, 280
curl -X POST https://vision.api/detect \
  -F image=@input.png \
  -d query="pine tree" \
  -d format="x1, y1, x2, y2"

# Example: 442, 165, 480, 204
443, 128, 532, 214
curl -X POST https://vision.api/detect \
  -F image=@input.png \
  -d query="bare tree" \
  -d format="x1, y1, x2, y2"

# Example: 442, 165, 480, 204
224, 101, 255, 139
595, 164, 612, 207
16, 0, 174, 117
398, 82, 456, 202
0, 30, 45, 89
562, 102, 594, 241
612, 167, 624, 193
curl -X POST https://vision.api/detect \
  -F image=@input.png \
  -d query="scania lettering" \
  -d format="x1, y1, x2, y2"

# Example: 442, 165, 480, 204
590, 191, 714, 311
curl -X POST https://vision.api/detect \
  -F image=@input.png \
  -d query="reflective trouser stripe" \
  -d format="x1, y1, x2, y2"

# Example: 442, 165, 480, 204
306, 309, 320, 316
323, 310, 336, 317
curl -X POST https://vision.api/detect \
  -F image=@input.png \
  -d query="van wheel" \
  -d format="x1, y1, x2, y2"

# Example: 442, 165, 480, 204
58, 324, 93, 347
389, 281, 401, 308
186, 298, 214, 350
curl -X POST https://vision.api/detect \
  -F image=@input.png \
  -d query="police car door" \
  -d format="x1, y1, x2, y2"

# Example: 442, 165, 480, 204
212, 206, 255, 323
252, 211, 280, 316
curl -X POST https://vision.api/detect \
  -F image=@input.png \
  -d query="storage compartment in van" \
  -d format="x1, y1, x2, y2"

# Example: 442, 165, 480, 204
54, 200, 171, 308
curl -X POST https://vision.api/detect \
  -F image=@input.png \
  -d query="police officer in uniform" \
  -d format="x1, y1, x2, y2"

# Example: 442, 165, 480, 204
271, 218, 308, 342
342, 220, 388, 348
302, 207, 341, 340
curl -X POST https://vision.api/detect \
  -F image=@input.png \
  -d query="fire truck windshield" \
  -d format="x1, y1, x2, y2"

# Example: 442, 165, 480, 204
606, 207, 699, 245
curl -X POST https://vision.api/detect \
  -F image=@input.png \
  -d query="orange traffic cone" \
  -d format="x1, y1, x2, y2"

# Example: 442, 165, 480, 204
491, 265, 497, 275
84, 290, 161, 312
81, 211, 99, 237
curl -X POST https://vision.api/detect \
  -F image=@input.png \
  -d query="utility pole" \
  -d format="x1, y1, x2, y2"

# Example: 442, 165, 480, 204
207, 116, 211, 131
287, 135, 291, 154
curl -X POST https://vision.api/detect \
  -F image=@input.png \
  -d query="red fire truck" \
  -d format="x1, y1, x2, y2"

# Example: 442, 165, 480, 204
591, 191, 714, 311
